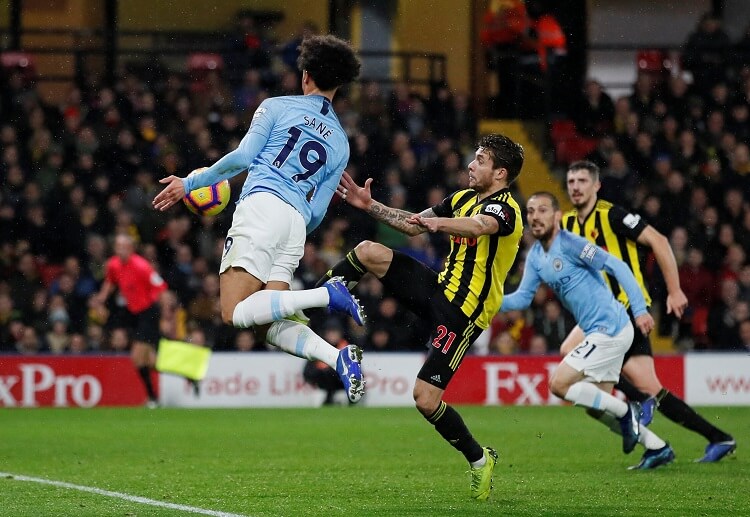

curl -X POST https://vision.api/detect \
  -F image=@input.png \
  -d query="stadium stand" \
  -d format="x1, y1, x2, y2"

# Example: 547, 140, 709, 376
0, 10, 749, 357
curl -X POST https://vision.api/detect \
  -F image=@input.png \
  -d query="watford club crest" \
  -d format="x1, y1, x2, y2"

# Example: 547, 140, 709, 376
590, 228, 599, 241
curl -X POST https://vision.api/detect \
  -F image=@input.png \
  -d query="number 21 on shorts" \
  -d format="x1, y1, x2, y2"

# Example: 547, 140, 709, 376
572, 340, 597, 359
432, 325, 456, 354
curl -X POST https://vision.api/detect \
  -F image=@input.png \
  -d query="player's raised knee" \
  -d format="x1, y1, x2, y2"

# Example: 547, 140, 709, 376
354, 240, 378, 259
355, 240, 393, 272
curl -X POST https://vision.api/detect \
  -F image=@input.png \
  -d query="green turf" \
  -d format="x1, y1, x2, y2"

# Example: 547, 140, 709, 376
0, 406, 746, 516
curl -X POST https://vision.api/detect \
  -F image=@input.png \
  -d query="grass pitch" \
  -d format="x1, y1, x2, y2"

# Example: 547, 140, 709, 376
1, 406, 746, 516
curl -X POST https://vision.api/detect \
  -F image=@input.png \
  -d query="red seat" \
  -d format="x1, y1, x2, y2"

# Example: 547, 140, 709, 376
187, 53, 225, 94
636, 49, 673, 83
550, 119, 577, 143
187, 53, 224, 74
37, 263, 63, 288
555, 136, 598, 165
1, 51, 36, 83
691, 306, 710, 344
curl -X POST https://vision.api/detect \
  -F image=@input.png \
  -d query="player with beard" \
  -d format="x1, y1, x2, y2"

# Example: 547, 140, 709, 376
561, 160, 735, 462
502, 192, 675, 469
318, 133, 525, 500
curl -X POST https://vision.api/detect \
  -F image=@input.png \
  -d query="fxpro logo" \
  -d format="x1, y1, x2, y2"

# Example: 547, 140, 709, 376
483, 361, 562, 405
0, 363, 102, 408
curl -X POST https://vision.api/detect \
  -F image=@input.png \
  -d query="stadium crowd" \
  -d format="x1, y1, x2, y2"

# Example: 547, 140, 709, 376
0, 14, 749, 356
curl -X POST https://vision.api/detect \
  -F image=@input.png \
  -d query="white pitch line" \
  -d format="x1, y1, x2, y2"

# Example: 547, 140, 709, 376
1, 472, 250, 517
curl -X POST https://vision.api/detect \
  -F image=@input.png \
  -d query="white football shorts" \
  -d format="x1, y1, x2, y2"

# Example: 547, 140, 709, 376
562, 322, 634, 383
219, 192, 306, 285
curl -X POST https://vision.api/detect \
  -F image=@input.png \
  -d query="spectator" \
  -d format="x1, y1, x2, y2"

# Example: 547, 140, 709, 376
491, 309, 534, 352
678, 247, 714, 345
490, 331, 519, 355
523, 1, 567, 75
107, 327, 130, 353
365, 296, 425, 352
629, 73, 658, 117
480, 0, 530, 117
9, 252, 44, 316
69, 333, 88, 354
721, 188, 745, 228
706, 223, 736, 272
24, 287, 50, 336
673, 129, 707, 182
719, 243, 746, 283
187, 273, 221, 331
0, 20, 747, 364
87, 323, 105, 351
654, 116, 681, 156
280, 20, 319, 72
659, 171, 690, 232
222, 11, 272, 88
668, 226, 690, 268
46, 312, 71, 354
707, 279, 742, 349
235, 329, 262, 352
159, 289, 187, 341
575, 79, 615, 137
662, 76, 691, 125
17, 325, 43, 355
682, 12, 731, 97
0, 292, 23, 350
527, 334, 549, 355
689, 204, 720, 259
533, 299, 572, 351
599, 150, 636, 207
186, 326, 207, 346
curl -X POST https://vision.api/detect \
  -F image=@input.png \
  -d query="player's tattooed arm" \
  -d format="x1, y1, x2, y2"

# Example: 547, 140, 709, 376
367, 203, 431, 235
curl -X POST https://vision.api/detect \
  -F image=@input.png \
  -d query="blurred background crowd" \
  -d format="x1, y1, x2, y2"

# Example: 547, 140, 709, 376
0, 6, 749, 357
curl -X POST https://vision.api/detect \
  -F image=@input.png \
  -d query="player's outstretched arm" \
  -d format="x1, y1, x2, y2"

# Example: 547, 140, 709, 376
637, 225, 688, 318
414, 214, 498, 237
500, 257, 540, 312
152, 176, 186, 211
339, 171, 427, 236
601, 253, 652, 334
153, 141, 253, 212
337, 171, 373, 210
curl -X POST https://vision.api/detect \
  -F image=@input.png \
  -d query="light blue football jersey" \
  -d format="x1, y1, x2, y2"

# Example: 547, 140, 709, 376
502, 230, 647, 336
184, 94, 349, 233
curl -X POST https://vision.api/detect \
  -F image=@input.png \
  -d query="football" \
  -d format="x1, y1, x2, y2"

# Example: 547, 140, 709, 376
182, 168, 231, 216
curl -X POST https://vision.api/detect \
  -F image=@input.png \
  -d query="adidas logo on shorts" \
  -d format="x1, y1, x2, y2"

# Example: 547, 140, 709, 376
431, 374, 442, 383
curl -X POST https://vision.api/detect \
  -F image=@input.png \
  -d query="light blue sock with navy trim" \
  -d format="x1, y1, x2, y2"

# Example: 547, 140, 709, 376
266, 320, 338, 367
565, 382, 628, 418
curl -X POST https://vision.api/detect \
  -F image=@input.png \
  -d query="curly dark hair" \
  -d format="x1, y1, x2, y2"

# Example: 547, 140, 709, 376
477, 133, 524, 185
297, 35, 361, 91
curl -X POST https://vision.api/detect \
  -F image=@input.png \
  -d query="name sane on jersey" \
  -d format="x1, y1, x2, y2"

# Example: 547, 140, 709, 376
303, 116, 335, 139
